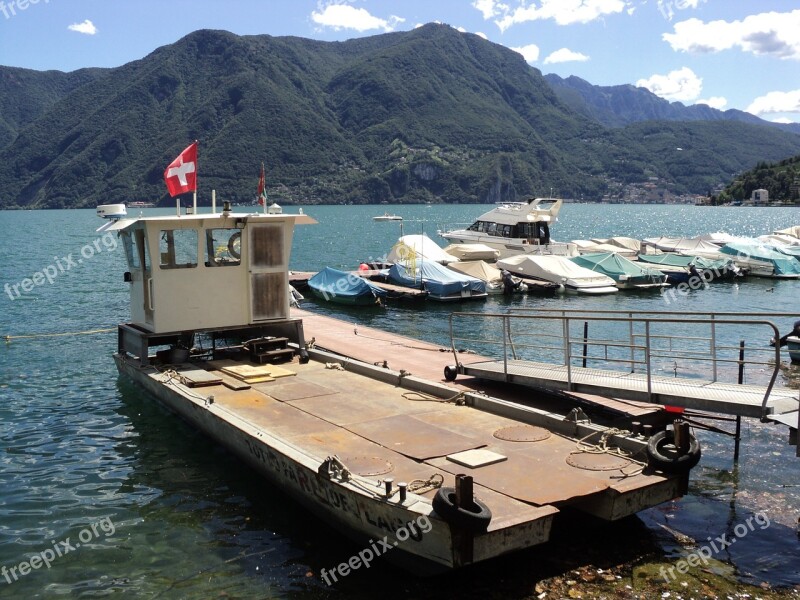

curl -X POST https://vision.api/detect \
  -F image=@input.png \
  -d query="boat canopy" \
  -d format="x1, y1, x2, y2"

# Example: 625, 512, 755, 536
571, 252, 664, 279
447, 260, 503, 284
308, 267, 386, 300
497, 254, 616, 286
388, 260, 485, 297
388, 234, 458, 265
720, 241, 800, 276
774, 225, 800, 239
637, 253, 734, 271
572, 240, 637, 257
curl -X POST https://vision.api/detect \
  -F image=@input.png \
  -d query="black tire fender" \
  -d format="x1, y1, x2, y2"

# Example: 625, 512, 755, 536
646, 429, 701, 474
432, 486, 492, 534
444, 365, 458, 382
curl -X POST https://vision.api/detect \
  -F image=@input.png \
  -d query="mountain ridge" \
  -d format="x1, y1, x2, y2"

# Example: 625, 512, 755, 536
1, 24, 799, 209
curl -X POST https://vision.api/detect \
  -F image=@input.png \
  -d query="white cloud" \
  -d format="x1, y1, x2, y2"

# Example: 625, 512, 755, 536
663, 10, 800, 60
511, 44, 541, 64
488, 0, 628, 31
475, 31, 488, 39
311, 5, 404, 32
657, 0, 705, 22
746, 90, 800, 116
472, 0, 508, 20
694, 96, 727, 110
67, 19, 97, 35
769, 117, 794, 124
636, 67, 702, 102
543, 48, 590, 64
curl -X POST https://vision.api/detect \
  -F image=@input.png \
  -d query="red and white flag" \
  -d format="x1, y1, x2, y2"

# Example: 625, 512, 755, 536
257, 162, 267, 206
163, 142, 198, 197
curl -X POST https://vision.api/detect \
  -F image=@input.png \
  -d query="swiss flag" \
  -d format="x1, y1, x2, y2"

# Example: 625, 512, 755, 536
164, 142, 198, 197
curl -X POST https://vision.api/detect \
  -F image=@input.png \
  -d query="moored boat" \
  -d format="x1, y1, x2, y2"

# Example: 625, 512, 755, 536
719, 241, 800, 279
387, 260, 487, 301
447, 260, 528, 294
388, 234, 458, 265
636, 253, 741, 283
439, 198, 576, 258
308, 267, 386, 306
109, 202, 696, 575
570, 252, 668, 289
497, 255, 618, 294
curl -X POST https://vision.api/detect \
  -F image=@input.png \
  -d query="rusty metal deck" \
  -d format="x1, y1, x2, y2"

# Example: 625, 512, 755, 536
140, 355, 679, 522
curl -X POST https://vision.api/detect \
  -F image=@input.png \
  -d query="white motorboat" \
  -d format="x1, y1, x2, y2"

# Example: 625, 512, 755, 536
439, 198, 576, 259
373, 212, 403, 221
497, 254, 618, 294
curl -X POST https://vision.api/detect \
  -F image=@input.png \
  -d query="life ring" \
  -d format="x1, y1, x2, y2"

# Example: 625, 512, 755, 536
432, 486, 492, 533
227, 232, 241, 260
646, 429, 701, 474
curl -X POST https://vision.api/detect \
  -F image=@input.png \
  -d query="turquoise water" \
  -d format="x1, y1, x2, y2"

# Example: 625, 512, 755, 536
0, 205, 798, 597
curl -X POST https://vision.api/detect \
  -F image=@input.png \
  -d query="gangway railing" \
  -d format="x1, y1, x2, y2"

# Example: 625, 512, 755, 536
448, 310, 800, 419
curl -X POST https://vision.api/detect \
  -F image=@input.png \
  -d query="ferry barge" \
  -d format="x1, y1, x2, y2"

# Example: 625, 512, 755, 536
110, 204, 699, 573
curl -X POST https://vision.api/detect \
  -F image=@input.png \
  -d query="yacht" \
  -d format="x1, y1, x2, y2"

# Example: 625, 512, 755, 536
439, 198, 575, 258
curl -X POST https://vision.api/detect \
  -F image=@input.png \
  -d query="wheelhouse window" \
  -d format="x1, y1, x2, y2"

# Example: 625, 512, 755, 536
159, 229, 197, 269
122, 230, 150, 270
206, 228, 242, 266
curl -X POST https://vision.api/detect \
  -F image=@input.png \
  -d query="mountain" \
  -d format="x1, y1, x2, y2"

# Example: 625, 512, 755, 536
1, 25, 800, 209
544, 74, 800, 135
0, 66, 106, 150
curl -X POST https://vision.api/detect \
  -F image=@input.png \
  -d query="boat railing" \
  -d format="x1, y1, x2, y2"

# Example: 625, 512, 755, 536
448, 309, 800, 418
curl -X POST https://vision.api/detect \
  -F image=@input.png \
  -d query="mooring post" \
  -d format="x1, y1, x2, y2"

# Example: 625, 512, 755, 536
734, 339, 745, 462
673, 419, 690, 454
455, 473, 474, 508
582, 321, 589, 368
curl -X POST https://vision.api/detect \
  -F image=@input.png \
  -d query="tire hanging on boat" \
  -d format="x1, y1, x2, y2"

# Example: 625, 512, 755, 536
646, 429, 701, 474
432, 486, 492, 533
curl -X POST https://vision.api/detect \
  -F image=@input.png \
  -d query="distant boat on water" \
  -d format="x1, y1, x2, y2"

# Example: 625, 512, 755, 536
128, 201, 156, 208
373, 212, 402, 221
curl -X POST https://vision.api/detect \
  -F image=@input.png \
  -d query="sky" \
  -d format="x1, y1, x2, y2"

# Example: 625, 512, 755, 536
0, 0, 798, 123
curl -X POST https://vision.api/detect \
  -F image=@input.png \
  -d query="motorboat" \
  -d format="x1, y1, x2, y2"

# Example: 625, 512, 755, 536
439, 198, 576, 258
641, 237, 728, 260
388, 260, 487, 301
497, 255, 618, 294
570, 253, 668, 290
636, 253, 741, 283
774, 225, 800, 239
388, 234, 458, 265
571, 240, 638, 258
447, 260, 527, 294
373, 212, 403, 221
719, 241, 800, 279
442, 243, 500, 262
308, 267, 386, 306
592, 237, 642, 254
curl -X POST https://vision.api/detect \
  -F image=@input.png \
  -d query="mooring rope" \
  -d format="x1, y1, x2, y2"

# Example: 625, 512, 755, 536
3, 328, 116, 342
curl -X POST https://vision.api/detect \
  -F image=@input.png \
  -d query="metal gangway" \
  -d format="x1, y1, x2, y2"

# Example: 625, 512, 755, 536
447, 310, 799, 447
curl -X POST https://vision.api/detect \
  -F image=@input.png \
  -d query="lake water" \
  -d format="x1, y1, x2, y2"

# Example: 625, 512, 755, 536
0, 204, 798, 597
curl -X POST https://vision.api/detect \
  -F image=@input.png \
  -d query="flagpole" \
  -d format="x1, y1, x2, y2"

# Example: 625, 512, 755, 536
262, 162, 267, 215
193, 139, 199, 214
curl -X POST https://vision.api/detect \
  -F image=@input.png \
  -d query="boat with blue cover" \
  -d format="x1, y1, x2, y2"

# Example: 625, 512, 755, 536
308, 267, 387, 306
719, 241, 800, 279
387, 260, 487, 301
